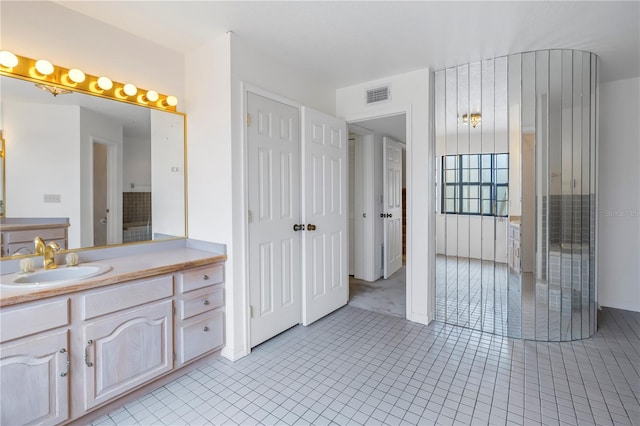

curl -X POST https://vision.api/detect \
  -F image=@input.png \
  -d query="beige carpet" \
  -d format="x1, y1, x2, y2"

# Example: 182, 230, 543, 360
348, 267, 406, 317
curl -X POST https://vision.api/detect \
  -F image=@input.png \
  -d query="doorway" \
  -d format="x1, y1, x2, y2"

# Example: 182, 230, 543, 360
347, 113, 407, 318
92, 139, 119, 247
93, 142, 109, 247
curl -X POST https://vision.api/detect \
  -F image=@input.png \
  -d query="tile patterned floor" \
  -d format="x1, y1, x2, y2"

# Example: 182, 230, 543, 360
93, 306, 639, 426
435, 256, 593, 341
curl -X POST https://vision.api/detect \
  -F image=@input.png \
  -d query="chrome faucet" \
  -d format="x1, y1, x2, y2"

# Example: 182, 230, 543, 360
34, 236, 61, 270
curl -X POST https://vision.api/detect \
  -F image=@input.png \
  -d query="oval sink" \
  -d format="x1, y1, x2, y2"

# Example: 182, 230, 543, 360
5, 264, 112, 287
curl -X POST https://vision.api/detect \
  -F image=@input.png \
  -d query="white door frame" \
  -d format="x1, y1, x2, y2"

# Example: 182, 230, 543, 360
348, 124, 377, 281
346, 106, 413, 320
240, 82, 301, 355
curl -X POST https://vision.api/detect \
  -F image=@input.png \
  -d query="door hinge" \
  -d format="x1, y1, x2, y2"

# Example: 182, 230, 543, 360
249, 305, 254, 318
173, 352, 176, 362
248, 209, 252, 223
172, 304, 176, 315
247, 113, 251, 127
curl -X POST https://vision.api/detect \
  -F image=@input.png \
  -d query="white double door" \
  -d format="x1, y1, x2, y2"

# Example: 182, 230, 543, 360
247, 93, 348, 347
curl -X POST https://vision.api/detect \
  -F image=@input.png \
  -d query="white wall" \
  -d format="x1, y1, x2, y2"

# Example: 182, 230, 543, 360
186, 32, 338, 361
123, 136, 151, 192
2, 102, 82, 247
598, 77, 640, 312
0, 1, 184, 101
150, 110, 186, 238
336, 69, 433, 324
185, 33, 235, 357
228, 35, 336, 358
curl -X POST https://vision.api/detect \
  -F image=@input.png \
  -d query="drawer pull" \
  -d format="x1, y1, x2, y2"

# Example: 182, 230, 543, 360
203, 326, 210, 332
203, 300, 210, 306
60, 349, 70, 377
84, 340, 94, 367
203, 274, 210, 281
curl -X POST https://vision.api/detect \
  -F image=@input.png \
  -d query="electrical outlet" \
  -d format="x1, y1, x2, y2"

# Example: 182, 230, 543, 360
44, 194, 61, 203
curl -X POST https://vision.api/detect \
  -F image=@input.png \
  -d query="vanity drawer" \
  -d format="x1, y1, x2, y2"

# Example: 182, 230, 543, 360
176, 309, 224, 364
4, 238, 67, 256
0, 297, 70, 343
178, 285, 224, 320
4, 227, 66, 244
82, 275, 174, 320
176, 263, 224, 293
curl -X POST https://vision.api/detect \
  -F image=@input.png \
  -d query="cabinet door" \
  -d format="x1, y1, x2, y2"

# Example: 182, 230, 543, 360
82, 300, 173, 410
0, 330, 69, 426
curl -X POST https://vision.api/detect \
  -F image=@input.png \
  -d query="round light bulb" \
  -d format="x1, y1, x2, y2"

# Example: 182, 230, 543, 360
123, 83, 137, 97
35, 59, 54, 75
68, 68, 86, 83
97, 76, 113, 91
0, 50, 18, 68
166, 95, 178, 107
146, 90, 159, 102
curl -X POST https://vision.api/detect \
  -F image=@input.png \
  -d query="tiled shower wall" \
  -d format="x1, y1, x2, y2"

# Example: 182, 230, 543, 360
548, 194, 594, 245
123, 192, 151, 225
122, 192, 152, 243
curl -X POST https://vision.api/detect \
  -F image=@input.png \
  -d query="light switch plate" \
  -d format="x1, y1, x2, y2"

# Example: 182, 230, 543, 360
44, 194, 61, 203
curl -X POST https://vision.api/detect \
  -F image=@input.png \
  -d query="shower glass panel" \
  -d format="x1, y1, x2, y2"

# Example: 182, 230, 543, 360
434, 49, 598, 341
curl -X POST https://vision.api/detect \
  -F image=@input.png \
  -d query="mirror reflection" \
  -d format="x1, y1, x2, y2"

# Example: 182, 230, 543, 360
435, 49, 598, 342
0, 76, 186, 257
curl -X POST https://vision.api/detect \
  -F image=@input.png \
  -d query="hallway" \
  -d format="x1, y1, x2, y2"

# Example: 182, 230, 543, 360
348, 267, 406, 318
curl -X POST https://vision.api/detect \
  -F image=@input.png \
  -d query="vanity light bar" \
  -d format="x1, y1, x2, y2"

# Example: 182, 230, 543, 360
0, 51, 178, 112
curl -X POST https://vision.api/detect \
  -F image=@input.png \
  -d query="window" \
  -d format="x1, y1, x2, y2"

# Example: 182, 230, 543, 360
441, 153, 509, 217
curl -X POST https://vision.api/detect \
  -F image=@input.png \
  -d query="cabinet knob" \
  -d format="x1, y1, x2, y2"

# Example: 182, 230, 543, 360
203, 300, 210, 306
203, 326, 210, 332
203, 274, 210, 280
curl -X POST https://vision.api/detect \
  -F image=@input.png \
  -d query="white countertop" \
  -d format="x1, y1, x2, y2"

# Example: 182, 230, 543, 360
0, 248, 226, 307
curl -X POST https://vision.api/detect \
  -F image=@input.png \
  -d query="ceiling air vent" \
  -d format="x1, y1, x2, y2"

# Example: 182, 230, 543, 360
366, 85, 390, 104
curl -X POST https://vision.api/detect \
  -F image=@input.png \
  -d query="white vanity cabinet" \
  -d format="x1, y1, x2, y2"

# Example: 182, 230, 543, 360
81, 300, 173, 410
509, 222, 521, 273
175, 263, 225, 366
0, 298, 71, 426
0, 255, 226, 426
77, 274, 175, 411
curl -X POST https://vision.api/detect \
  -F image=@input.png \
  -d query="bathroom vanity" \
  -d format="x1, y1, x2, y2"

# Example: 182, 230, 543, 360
0, 217, 69, 256
0, 244, 226, 425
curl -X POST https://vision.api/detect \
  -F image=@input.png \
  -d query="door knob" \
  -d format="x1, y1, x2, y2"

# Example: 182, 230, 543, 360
388, 213, 392, 218
307, 224, 317, 231
293, 224, 305, 231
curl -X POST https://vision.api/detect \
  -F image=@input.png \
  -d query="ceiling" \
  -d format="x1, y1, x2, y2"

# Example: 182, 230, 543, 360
352, 114, 407, 143
1, 76, 151, 139
53, 1, 639, 89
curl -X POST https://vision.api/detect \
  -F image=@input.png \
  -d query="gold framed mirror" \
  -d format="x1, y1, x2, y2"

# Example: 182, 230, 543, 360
0, 54, 187, 258
0, 130, 5, 217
